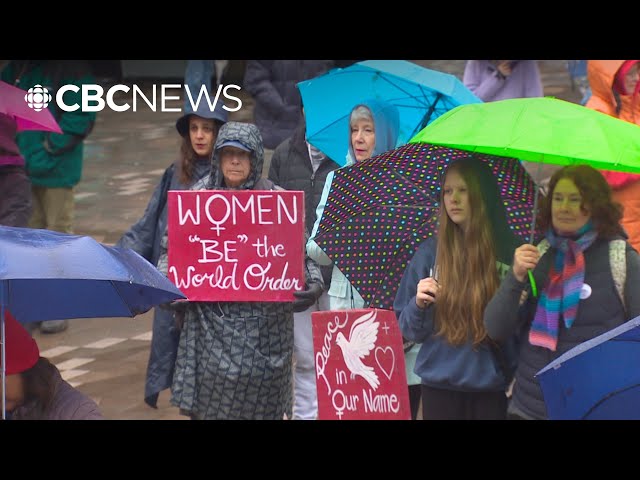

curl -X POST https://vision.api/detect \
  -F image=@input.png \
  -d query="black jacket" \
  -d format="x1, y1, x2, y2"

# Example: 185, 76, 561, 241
269, 122, 340, 284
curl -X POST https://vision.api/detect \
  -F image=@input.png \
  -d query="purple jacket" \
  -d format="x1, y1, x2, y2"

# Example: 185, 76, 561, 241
463, 60, 543, 102
12, 369, 104, 420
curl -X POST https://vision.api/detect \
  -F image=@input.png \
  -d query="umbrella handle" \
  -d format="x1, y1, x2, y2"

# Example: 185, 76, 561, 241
528, 270, 538, 298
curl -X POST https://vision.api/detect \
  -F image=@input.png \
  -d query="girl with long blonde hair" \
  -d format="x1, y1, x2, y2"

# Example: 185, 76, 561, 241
394, 157, 519, 420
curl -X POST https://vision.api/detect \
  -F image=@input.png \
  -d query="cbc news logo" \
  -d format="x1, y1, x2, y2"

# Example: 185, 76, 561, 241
24, 84, 53, 111
22, 83, 242, 113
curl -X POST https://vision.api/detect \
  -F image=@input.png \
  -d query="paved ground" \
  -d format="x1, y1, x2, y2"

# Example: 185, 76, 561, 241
30, 60, 579, 420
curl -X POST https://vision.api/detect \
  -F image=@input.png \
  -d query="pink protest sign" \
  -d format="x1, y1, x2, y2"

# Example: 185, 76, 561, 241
312, 308, 411, 420
167, 190, 304, 302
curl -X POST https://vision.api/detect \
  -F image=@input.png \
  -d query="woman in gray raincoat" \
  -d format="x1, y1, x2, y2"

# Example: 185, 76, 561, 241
157, 121, 323, 420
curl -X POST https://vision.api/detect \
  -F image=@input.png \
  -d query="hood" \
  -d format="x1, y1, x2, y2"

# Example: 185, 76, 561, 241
346, 98, 400, 165
587, 60, 624, 97
206, 121, 264, 190
586, 60, 625, 114
586, 60, 640, 187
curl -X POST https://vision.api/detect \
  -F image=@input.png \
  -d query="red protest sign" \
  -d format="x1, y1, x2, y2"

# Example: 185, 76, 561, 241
312, 308, 411, 420
167, 190, 305, 302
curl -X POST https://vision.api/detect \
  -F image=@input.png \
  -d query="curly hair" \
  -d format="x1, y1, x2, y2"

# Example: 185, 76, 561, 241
537, 165, 624, 238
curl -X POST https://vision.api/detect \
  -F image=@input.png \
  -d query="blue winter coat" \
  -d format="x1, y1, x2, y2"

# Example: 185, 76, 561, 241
394, 236, 517, 393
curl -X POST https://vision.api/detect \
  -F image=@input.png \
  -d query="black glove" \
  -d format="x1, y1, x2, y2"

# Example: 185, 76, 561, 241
292, 283, 323, 313
159, 299, 188, 313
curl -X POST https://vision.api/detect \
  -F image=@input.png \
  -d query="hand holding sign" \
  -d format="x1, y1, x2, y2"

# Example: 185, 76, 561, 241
292, 283, 323, 312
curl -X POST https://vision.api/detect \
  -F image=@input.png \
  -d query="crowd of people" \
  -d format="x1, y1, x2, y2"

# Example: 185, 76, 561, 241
1, 59, 639, 420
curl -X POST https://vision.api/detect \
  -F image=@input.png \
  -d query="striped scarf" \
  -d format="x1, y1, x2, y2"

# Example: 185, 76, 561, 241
529, 222, 597, 351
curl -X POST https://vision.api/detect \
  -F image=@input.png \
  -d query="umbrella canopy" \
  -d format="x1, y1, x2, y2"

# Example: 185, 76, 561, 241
0, 225, 186, 418
536, 315, 640, 420
312, 143, 536, 309
0, 80, 63, 134
298, 60, 481, 166
0, 226, 186, 322
411, 96, 640, 174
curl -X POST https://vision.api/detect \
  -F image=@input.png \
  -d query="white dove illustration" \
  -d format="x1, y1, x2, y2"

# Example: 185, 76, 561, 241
336, 310, 380, 390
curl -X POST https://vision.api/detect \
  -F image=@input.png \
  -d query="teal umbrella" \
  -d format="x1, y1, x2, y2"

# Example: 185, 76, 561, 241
299, 60, 481, 166
411, 96, 640, 294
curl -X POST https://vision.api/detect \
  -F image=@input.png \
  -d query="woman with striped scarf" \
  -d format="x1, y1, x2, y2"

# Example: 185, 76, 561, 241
484, 165, 640, 420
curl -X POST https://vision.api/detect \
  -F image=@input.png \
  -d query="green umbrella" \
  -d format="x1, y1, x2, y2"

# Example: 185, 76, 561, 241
410, 96, 640, 295
411, 96, 640, 174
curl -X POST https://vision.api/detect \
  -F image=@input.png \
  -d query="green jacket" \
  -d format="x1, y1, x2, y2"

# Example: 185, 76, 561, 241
1, 61, 96, 188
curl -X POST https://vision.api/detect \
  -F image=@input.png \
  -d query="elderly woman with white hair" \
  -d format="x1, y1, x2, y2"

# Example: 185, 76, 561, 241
306, 99, 400, 310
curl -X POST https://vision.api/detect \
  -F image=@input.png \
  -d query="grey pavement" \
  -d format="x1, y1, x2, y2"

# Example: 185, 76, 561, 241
30, 60, 578, 420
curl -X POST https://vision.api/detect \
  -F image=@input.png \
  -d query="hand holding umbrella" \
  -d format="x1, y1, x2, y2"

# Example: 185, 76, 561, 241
512, 244, 542, 294
412, 96, 640, 296
416, 276, 439, 309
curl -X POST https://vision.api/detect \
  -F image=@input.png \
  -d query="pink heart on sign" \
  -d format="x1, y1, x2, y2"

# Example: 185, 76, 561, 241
374, 346, 396, 381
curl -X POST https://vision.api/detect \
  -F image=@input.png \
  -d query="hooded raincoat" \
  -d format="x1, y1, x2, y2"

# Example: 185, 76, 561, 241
586, 60, 640, 252
157, 122, 322, 419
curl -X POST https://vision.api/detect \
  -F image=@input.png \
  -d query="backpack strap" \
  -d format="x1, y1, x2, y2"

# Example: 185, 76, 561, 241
609, 239, 627, 313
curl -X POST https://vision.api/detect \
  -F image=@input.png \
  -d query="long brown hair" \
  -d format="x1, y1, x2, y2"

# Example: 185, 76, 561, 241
434, 159, 501, 346
177, 120, 220, 185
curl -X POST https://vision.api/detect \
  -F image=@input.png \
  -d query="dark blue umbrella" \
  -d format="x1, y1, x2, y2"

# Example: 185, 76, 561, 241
536, 315, 640, 420
0, 225, 186, 418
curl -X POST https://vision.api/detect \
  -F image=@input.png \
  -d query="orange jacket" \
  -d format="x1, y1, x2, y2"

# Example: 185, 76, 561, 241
586, 60, 640, 189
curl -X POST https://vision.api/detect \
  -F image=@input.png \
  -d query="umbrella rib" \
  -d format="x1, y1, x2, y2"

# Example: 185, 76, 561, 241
373, 73, 431, 108
409, 92, 442, 139
580, 383, 640, 419
378, 168, 435, 198
110, 280, 135, 317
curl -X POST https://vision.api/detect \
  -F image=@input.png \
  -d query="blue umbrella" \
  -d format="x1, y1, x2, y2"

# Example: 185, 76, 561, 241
298, 60, 481, 166
0, 225, 186, 418
536, 315, 640, 420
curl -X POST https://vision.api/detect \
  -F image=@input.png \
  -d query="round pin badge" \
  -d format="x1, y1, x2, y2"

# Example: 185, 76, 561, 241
580, 283, 592, 300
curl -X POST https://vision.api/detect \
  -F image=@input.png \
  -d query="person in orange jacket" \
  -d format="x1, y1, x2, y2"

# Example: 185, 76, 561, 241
586, 60, 640, 252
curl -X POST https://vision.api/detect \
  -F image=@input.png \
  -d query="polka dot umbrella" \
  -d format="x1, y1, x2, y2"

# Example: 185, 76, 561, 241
312, 142, 537, 309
